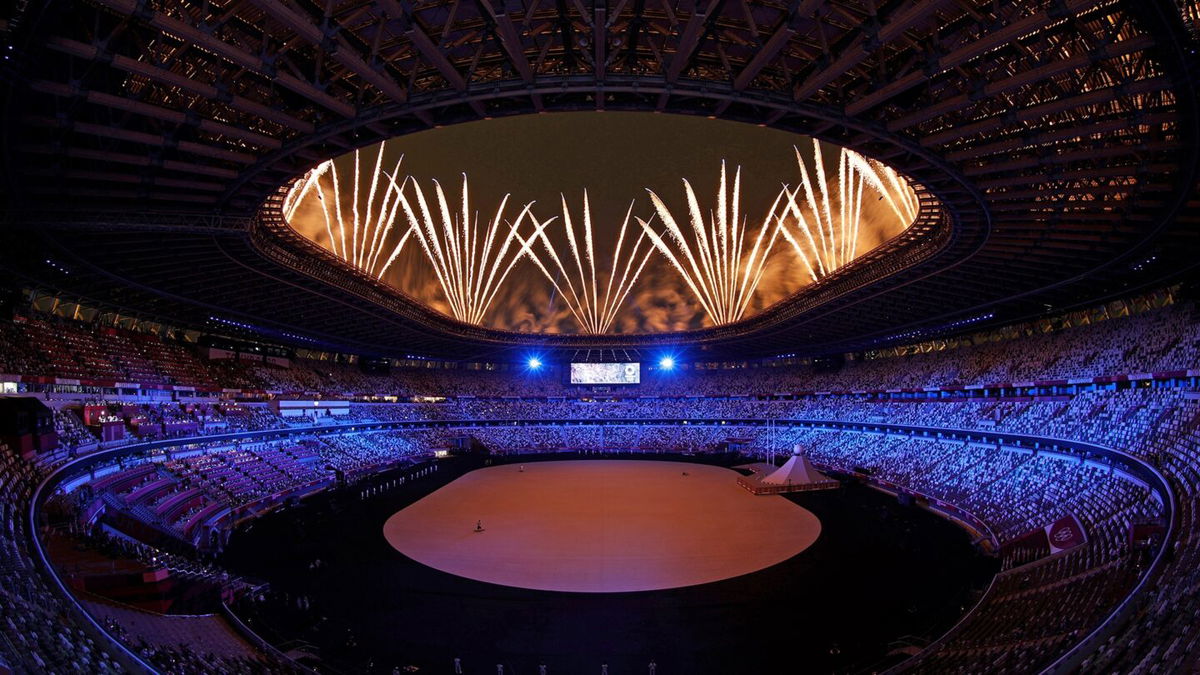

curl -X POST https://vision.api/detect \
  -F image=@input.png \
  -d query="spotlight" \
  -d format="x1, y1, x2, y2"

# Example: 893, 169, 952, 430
527, 357, 542, 370
658, 356, 675, 370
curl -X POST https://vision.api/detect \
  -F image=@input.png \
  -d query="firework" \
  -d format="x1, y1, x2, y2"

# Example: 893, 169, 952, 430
518, 191, 656, 334
281, 142, 412, 279
776, 141, 919, 281
397, 174, 550, 325
639, 162, 783, 326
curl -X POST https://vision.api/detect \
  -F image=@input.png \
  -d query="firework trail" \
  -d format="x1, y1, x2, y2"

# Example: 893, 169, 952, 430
639, 162, 783, 326
776, 141, 919, 282
397, 174, 551, 325
517, 191, 657, 334
281, 142, 413, 279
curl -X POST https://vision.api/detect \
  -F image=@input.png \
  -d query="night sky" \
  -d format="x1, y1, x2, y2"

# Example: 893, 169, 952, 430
288, 112, 911, 334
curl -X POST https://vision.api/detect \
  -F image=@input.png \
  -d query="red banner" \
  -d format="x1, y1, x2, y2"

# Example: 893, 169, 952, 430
1044, 514, 1086, 553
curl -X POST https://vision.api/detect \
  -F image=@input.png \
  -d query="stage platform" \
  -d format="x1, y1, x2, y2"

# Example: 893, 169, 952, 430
382, 460, 821, 593
733, 462, 840, 495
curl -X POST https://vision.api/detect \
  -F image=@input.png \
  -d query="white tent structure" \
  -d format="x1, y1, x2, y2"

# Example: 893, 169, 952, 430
762, 446, 829, 486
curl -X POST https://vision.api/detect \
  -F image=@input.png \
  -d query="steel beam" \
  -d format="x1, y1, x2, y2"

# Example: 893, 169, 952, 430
91, 0, 357, 117
46, 37, 316, 133
248, 0, 409, 103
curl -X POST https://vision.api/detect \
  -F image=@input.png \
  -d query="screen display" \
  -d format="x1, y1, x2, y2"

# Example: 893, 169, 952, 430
570, 362, 641, 385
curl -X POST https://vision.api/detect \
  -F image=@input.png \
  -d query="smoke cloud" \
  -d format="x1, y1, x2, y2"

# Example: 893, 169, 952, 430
286, 113, 915, 335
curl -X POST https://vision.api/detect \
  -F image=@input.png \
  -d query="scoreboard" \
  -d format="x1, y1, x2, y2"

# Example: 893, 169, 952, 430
569, 362, 641, 385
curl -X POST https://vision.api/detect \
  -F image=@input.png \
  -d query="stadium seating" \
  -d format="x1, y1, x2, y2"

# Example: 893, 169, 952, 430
0, 299, 1196, 672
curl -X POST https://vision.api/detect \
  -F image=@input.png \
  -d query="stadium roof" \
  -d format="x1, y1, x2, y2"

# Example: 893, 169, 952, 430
1, 0, 1197, 360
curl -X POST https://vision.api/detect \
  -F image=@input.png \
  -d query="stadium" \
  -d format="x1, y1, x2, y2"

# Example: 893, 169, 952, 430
1, 0, 1200, 673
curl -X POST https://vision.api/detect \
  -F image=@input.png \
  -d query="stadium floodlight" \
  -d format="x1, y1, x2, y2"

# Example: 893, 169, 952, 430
527, 357, 542, 370
658, 356, 676, 370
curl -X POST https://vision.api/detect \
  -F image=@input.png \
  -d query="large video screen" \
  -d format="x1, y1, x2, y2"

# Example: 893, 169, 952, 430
570, 362, 641, 385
